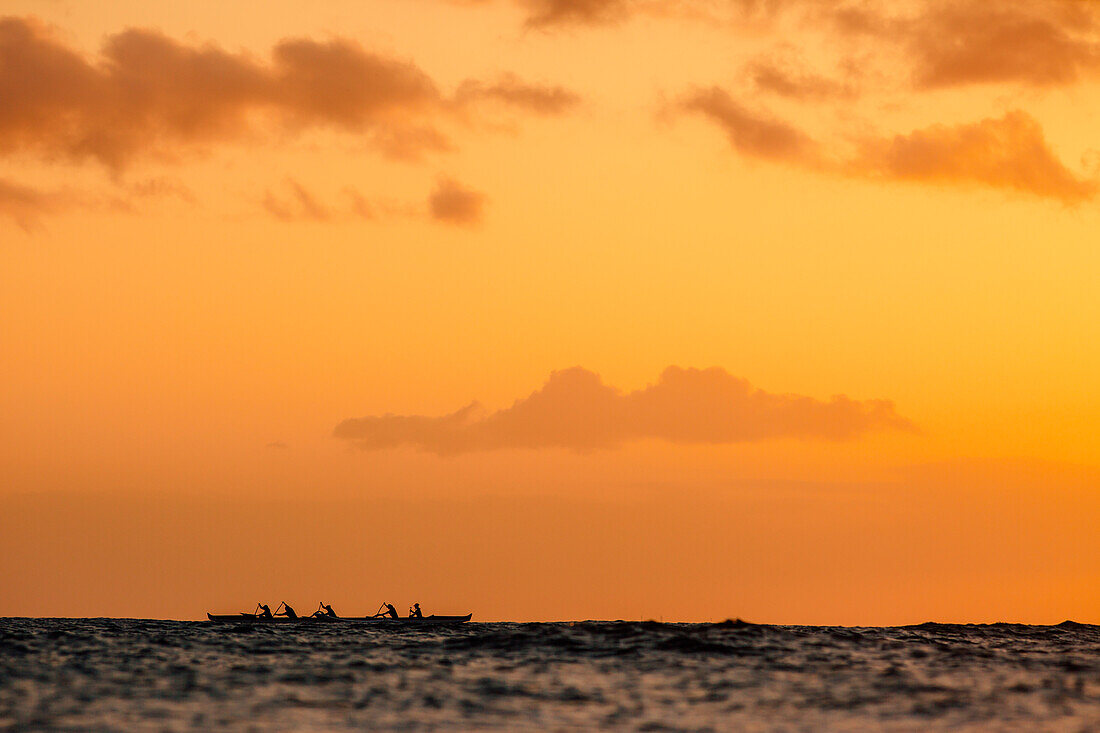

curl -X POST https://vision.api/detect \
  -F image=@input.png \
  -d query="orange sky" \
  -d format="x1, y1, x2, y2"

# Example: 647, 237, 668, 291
2, 0, 1099, 623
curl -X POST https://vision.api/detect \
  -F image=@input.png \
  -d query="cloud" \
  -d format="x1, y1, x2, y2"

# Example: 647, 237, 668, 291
0, 16, 579, 170
344, 188, 376, 220
263, 179, 332, 221
428, 177, 486, 225
127, 176, 195, 203
0, 17, 442, 168
463, 0, 1100, 92
260, 178, 483, 225
680, 87, 1097, 203
817, 1, 1100, 89
747, 57, 857, 101
851, 110, 1098, 203
471, 0, 826, 28
896, 2, 1100, 89
0, 178, 65, 230
334, 366, 913, 454
520, 0, 629, 27
260, 180, 394, 223
454, 74, 581, 115
679, 87, 818, 162
0, 174, 204, 230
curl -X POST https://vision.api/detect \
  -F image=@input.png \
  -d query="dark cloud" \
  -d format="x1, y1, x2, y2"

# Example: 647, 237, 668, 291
0, 16, 579, 170
0, 17, 443, 168
334, 366, 913, 454
679, 87, 818, 162
895, 1, 1100, 89
428, 177, 486, 225
851, 110, 1098, 203
815, 1, 1100, 89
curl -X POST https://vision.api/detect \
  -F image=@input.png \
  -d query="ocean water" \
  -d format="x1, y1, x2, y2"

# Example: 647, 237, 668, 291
2, 619, 1099, 731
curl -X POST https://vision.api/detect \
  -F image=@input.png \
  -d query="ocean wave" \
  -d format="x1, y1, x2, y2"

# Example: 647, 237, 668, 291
1, 619, 1098, 730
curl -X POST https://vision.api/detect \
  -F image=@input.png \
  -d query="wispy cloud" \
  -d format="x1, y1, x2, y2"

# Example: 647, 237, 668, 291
521, 0, 629, 27
747, 56, 858, 101
454, 74, 581, 114
0, 177, 66, 230
263, 179, 333, 222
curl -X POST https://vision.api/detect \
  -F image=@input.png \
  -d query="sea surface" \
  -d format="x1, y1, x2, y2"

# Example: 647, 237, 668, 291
2, 618, 1099, 731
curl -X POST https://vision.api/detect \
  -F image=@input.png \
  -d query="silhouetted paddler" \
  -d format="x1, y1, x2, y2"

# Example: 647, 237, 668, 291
373, 602, 399, 619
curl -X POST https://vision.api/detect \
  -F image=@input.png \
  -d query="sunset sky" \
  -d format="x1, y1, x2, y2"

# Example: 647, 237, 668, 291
2, 0, 1100, 624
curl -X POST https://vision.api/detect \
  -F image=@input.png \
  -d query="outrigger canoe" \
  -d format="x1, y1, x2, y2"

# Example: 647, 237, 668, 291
206, 612, 472, 625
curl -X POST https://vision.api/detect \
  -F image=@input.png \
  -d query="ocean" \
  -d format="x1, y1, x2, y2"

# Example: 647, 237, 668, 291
2, 618, 1098, 731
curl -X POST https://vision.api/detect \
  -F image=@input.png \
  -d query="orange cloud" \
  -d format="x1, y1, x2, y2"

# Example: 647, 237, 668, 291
0, 174, 202, 230
334, 366, 913, 454
0, 16, 579, 170
454, 74, 581, 115
428, 177, 486, 225
0, 178, 64, 230
463, 0, 1100, 92
851, 110, 1099, 203
472, 0, 831, 28
262, 179, 334, 222
897, 2, 1100, 89
259, 177, 484, 226
682, 88, 1097, 202
521, 0, 628, 27
747, 57, 857, 101
679, 87, 816, 162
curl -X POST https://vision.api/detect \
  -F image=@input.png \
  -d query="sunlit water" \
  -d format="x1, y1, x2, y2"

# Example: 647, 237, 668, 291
2, 618, 1099, 731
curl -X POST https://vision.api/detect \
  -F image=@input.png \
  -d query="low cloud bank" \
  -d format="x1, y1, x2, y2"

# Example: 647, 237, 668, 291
334, 366, 913, 454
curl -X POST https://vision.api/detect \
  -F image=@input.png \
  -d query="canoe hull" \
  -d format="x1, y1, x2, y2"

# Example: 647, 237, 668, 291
206, 612, 472, 625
